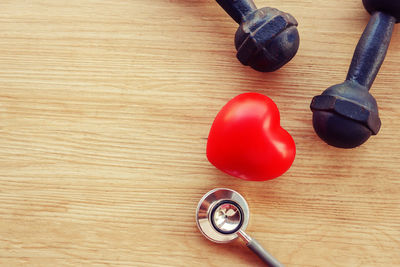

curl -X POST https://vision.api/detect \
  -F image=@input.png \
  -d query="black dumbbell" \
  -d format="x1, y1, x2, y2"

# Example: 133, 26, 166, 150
216, 0, 300, 72
310, 0, 399, 148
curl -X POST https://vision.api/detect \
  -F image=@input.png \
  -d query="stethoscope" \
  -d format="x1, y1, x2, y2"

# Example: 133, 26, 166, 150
196, 188, 284, 267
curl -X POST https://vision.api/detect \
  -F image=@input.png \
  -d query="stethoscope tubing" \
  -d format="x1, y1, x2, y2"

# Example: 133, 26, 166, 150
238, 230, 284, 267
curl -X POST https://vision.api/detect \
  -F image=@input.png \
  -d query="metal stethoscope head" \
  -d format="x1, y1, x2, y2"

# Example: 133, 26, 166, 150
196, 188, 284, 267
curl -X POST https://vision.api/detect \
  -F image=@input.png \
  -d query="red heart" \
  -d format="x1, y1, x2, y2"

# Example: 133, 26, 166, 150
207, 93, 296, 181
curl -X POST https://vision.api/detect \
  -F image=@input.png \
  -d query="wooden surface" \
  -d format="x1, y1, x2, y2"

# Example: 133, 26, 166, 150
0, 1, 399, 266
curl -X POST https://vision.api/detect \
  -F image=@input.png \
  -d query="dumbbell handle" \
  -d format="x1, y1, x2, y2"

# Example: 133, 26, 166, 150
216, 0, 256, 24
346, 12, 396, 90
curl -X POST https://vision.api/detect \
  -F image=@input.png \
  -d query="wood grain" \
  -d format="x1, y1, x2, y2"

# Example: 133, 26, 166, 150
0, 0, 399, 266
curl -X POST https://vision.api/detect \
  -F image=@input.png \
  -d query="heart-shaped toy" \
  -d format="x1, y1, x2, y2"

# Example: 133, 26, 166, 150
207, 93, 296, 181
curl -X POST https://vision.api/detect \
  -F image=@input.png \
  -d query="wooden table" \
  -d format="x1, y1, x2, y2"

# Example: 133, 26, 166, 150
0, 1, 399, 266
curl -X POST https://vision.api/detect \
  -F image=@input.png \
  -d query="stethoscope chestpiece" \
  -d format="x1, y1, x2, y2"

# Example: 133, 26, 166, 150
196, 188, 285, 267
196, 188, 249, 243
